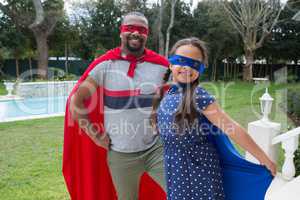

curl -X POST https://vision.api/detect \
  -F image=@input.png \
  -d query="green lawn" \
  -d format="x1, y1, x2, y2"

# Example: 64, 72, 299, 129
0, 81, 298, 199
0, 117, 69, 200
202, 81, 297, 131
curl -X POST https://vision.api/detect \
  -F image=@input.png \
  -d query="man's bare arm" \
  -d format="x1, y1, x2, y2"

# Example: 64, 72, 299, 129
70, 76, 110, 149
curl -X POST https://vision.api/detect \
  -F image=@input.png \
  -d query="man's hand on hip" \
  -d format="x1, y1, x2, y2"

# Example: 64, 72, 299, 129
91, 133, 111, 150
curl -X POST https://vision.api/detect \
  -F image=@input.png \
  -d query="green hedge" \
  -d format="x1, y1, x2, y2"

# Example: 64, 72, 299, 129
287, 89, 300, 116
0, 81, 7, 95
296, 147, 300, 177
287, 87, 300, 176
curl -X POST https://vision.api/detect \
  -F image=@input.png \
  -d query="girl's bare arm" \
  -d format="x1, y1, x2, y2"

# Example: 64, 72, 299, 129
202, 102, 276, 176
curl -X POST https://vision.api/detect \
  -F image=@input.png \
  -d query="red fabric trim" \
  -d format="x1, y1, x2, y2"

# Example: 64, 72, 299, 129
63, 47, 168, 200
154, 84, 171, 95
103, 87, 141, 97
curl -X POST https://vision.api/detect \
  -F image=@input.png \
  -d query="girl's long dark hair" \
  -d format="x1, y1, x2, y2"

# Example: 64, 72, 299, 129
150, 37, 208, 133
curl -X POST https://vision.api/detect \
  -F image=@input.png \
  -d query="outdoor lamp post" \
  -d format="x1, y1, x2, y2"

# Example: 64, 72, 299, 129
259, 88, 274, 122
245, 87, 280, 164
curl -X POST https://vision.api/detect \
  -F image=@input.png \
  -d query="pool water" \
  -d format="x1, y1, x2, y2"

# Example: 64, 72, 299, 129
0, 96, 68, 122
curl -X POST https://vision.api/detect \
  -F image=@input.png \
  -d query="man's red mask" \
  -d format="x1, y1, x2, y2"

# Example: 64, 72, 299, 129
120, 24, 149, 36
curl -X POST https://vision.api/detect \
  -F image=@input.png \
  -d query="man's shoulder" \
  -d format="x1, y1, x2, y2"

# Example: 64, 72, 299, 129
88, 48, 120, 69
145, 48, 169, 67
93, 48, 120, 62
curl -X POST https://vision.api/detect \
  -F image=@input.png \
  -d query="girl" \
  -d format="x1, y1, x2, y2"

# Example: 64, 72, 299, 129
150, 37, 276, 200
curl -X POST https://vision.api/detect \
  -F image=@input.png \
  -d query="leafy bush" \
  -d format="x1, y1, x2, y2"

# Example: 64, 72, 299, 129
295, 144, 300, 177
287, 88, 300, 117
287, 87, 300, 176
47, 67, 78, 81
0, 80, 7, 95
48, 67, 66, 80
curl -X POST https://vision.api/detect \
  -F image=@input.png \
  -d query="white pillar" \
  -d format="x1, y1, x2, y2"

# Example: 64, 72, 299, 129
245, 120, 281, 164
281, 136, 299, 180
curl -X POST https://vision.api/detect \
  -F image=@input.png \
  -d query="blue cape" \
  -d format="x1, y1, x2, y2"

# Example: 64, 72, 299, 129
202, 116, 274, 200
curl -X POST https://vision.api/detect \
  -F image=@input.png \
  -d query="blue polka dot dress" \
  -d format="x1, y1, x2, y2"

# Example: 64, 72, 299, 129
157, 83, 226, 200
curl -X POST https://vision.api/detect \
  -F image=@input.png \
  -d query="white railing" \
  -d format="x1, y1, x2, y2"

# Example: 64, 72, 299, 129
272, 127, 300, 181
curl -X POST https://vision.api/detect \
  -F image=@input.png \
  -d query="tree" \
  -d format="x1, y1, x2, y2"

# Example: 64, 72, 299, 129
293, 11, 300, 20
222, 0, 283, 81
0, 0, 64, 79
157, 0, 165, 55
193, 0, 242, 81
0, 6, 32, 78
70, 0, 121, 60
29, 0, 64, 79
257, 0, 300, 64
165, 0, 178, 56
120, 0, 148, 13
48, 15, 78, 74
90, 0, 122, 50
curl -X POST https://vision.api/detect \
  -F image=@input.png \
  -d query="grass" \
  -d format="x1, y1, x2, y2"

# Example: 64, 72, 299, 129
0, 81, 299, 199
202, 81, 297, 167
0, 82, 7, 95
202, 80, 297, 131
0, 117, 69, 200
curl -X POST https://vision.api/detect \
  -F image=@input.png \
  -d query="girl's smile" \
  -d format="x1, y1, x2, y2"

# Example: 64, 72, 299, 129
170, 44, 203, 84
171, 65, 199, 83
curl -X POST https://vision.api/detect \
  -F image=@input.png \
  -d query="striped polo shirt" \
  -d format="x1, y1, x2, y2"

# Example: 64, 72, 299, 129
89, 57, 168, 153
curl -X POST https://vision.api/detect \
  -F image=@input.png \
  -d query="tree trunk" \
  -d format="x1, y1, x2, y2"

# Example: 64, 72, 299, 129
211, 58, 217, 81
234, 63, 238, 80
65, 41, 69, 74
243, 50, 254, 81
34, 32, 48, 79
165, 0, 176, 57
28, 57, 33, 80
223, 62, 227, 80
29, 0, 60, 80
15, 58, 19, 78
158, 0, 165, 55
231, 62, 234, 80
0, 55, 4, 76
0, 68, 4, 76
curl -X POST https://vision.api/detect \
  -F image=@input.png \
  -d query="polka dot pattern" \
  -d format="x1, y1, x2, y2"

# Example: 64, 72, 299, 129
157, 84, 225, 200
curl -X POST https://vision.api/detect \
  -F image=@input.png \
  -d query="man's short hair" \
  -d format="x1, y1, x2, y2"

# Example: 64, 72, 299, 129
122, 11, 148, 26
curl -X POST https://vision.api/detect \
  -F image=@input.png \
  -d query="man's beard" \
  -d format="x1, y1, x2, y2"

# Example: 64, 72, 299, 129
126, 35, 145, 53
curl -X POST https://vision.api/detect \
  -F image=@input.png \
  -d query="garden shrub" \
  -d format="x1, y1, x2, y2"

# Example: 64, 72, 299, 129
287, 87, 300, 176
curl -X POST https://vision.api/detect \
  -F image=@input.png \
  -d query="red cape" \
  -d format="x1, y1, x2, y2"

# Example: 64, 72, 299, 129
63, 47, 169, 200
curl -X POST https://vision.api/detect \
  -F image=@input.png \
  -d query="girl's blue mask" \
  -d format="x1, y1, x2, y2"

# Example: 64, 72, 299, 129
168, 54, 206, 74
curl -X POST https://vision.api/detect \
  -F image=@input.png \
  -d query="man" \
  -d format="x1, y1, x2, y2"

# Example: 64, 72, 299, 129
63, 12, 169, 200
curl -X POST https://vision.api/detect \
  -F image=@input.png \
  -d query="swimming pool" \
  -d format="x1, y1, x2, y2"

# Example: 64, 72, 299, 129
0, 96, 68, 122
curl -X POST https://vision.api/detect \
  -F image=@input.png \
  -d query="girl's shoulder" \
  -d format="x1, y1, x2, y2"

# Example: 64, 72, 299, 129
194, 85, 216, 111
194, 85, 211, 96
